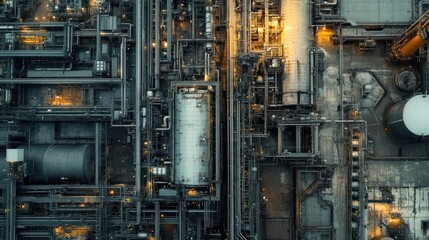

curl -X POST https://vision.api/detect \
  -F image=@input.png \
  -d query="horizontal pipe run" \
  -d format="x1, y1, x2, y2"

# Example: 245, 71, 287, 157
0, 78, 122, 84
0, 22, 67, 27
0, 50, 67, 57
366, 156, 429, 161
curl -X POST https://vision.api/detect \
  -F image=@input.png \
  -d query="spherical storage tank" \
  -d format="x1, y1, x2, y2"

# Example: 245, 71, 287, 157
387, 95, 429, 138
19, 144, 94, 183
174, 88, 212, 186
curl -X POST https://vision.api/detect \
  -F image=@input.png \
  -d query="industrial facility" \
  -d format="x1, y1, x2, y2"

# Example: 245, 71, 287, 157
0, 0, 428, 239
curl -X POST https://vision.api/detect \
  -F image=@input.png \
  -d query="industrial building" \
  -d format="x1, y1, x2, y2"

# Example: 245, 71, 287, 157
0, 0, 428, 239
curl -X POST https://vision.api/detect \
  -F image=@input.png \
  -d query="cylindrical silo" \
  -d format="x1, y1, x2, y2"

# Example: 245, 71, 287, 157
18, 144, 94, 183
387, 95, 429, 138
174, 88, 212, 186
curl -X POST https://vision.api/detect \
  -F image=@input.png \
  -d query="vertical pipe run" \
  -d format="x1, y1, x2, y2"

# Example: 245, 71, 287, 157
8, 179, 16, 240
135, 0, 142, 225
314, 125, 319, 154
121, 37, 128, 116
296, 126, 302, 153
96, 9, 101, 61
215, 83, 221, 201
243, 0, 248, 53
264, 0, 268, 47
167, 0, 172, 62
309, 49, 315, 105
227, 0, 237, 236
154, 0, 160, 85
148, 0, 153, 89
192, 2, 195, 39
278, 127, 283, 154
179, 201, 184, 240
155, 202, 160, 240
95, 122, 101, 186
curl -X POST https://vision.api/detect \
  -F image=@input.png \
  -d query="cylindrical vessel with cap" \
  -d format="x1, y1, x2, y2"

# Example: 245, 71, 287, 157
387, 95, 429, 138
174, 88, 212, 186
18, 144, 94, 183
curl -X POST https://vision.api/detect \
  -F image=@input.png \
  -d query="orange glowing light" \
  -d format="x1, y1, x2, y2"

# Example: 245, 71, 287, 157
187, 189, 198, 197
316, 27, 334, 45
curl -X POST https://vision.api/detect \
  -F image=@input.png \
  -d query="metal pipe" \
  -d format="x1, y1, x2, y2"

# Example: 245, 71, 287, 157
314, 125, 319, 155
155, 202, 160, 240
167, 0, 172, 62
242, 0, 248, 53
321, 0, 337, 5
204, 53, 208, 78
296, 126, 302, 153
8, 179, 16, 240
141, 1, 147, 102
134, 0, 143, 225
309, 49, 315, 105
155, 116, 170, 130
65, 23, 71, 56
278, 127, 283, 154
0, 22, 67, 27
0, 50, 67, 57
0, 78, 122, 84
215, 83, 221, 201
95, 123, 101, 186
120, 36, 128, 116
152, 0, 160, 90
96, 5, 101, 60
366, 156, 429, 160
74, 30, 129, 37
192, 1, 195, 39
147, 0, 154, 90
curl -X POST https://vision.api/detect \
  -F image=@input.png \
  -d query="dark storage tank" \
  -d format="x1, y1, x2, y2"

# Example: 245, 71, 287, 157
387, 95, 429, 138
18, 144, 94, 183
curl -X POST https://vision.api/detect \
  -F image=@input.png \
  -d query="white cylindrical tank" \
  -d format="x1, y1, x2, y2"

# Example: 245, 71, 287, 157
387, 95, 429, 138
174, 88, 212, 186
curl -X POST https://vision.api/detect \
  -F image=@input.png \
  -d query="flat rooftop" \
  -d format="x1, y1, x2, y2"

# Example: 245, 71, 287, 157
341, 0, 413, 25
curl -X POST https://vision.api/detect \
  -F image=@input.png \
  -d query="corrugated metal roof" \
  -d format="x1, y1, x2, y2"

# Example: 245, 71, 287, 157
341, 0, 413, 25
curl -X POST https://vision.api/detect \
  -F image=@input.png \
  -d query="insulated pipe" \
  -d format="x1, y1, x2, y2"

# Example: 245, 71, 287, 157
393, 28, 429, 59
134, 0, 142, 225
321, 0, 337, 5
155, 116, 170, 130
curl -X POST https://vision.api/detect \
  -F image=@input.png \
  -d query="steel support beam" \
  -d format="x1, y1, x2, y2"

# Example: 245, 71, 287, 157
95, 123, 101, 186
155, 202, 160, 240
135, 0, 143, 225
